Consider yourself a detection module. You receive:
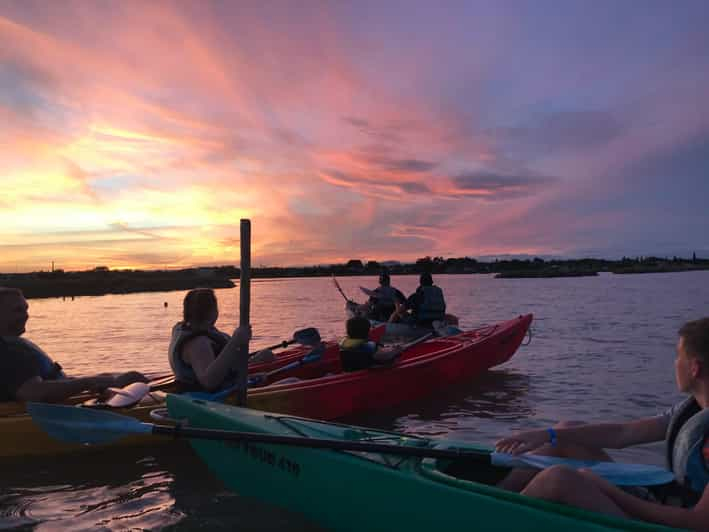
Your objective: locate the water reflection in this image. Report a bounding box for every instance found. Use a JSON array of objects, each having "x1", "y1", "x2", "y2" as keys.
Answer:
[
  {"x1": 346, "y1": 369, "x2": 532, "y2": 441},
  {"x1": 7, "y1": 271, "x2": 709, "y2": 528},
  {"x1": 0, "y1": 444, "x2": 322, "y2": 531}
]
